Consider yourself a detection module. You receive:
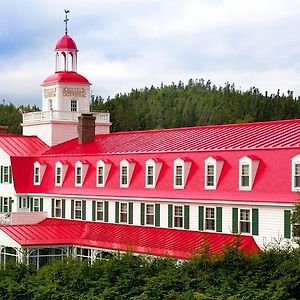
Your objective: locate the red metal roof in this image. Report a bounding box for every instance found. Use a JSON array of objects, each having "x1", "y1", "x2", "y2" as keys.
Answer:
[
  {"x1": 55, "y1": 33, "x2": 77, "y2": 50},
  {"x1": 0, "y1": 218, "x2": 260, "y2": 259},
  {"x1": 42, "y1": 71, "x2": 90, "y2": 85},
  {"x1": 44, "y1": 119, "x2": 300, "y2": 156},
  {"x1": 0, "y1": 135, "x2": 49, "y2": 157}
]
